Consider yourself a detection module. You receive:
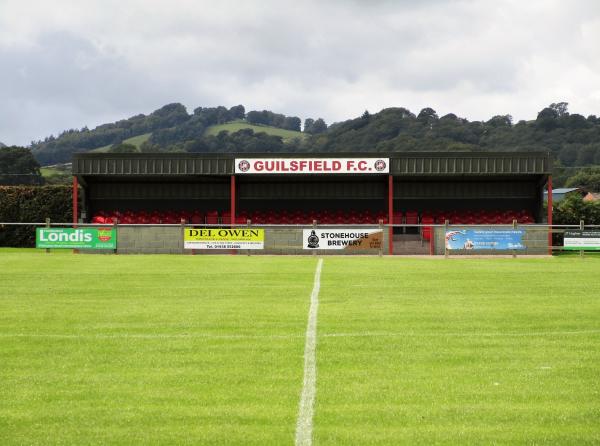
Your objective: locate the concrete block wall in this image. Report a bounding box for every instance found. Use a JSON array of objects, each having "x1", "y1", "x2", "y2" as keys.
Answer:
[
  {"x1": 117, "y1": 226, "x2": 184, "y2": 254},
  {"x1": 257, "y1": 226, "x2": 389, "y2": 255},
  {"x1": 85, "y1": 225, "x2": 390, "y2": 255},
  {"x1": 432, "y1": 226, "x2": 549, "y2": 255}
]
